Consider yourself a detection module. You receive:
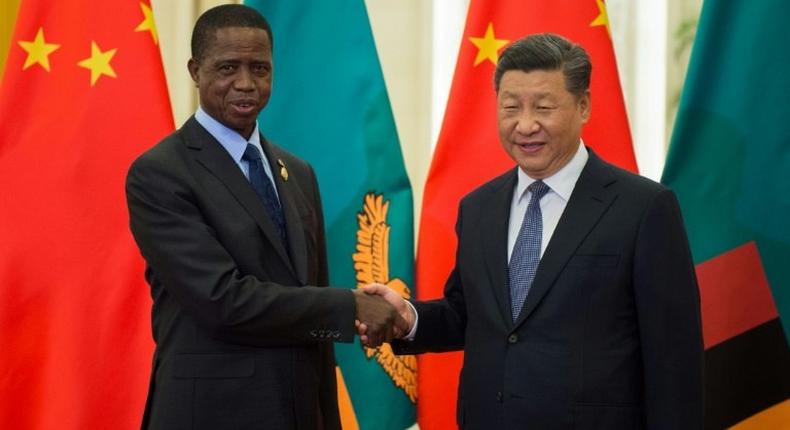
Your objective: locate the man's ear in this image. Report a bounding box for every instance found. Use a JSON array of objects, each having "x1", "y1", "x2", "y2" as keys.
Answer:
[
  {"x1": 579, "y1": 90, "x2": 591, "y2": 123},
  {"x1": 187, "y1": 58, "x2": 199, "y2": 87}
]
